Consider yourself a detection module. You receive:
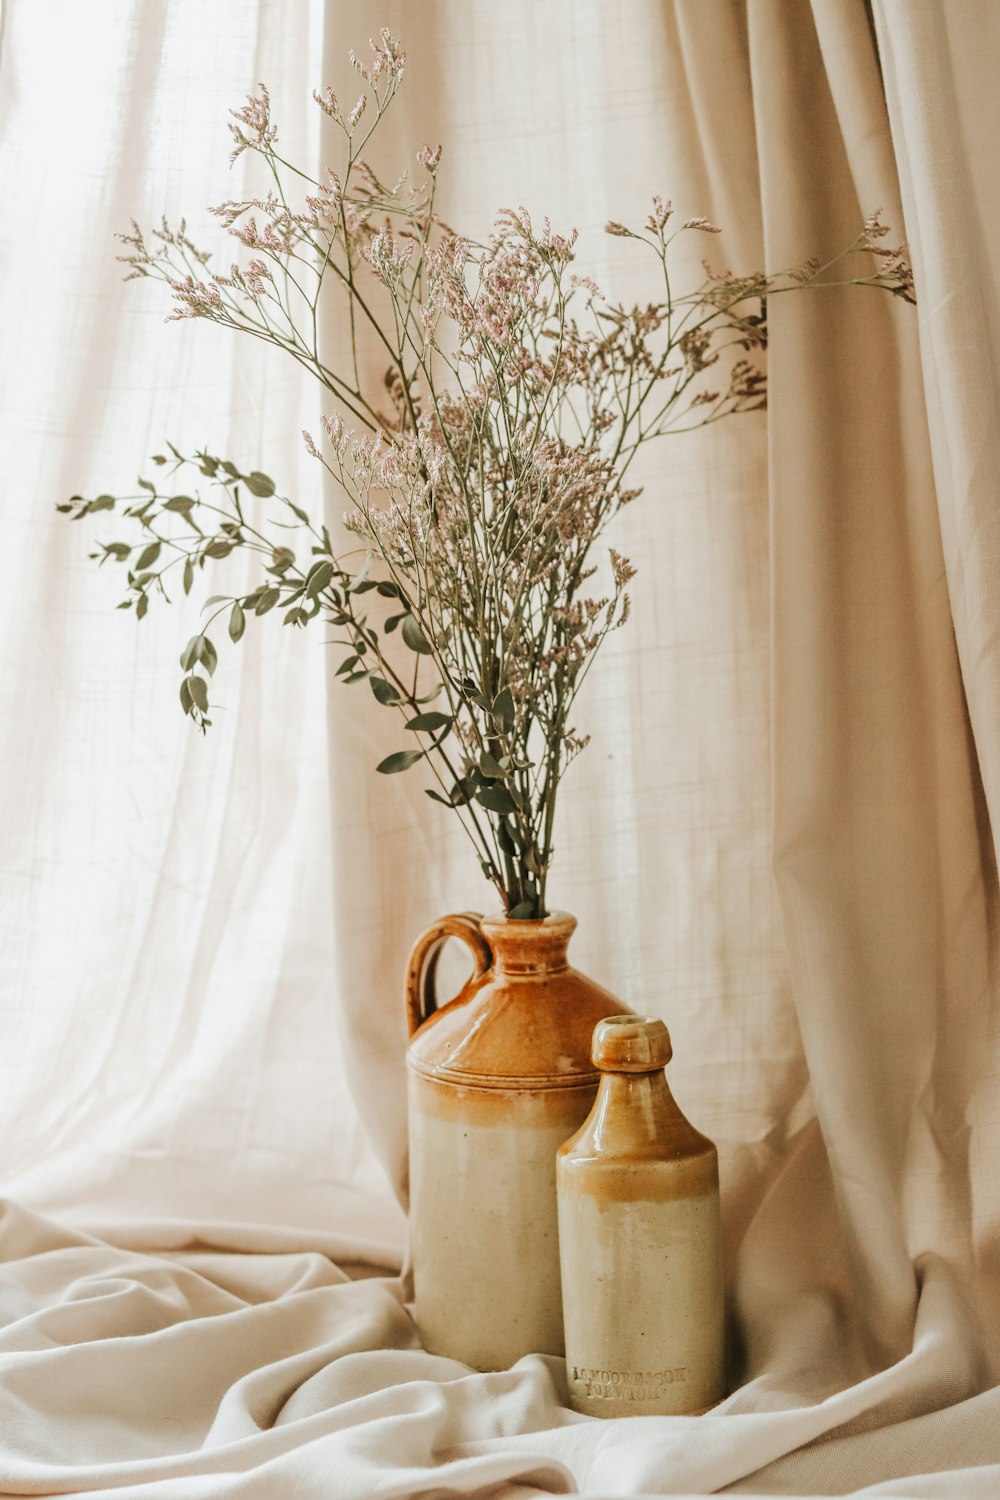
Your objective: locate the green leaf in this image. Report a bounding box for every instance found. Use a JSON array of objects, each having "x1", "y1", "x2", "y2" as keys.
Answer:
[
  {"x1": 268, "y1": 547, "x2": 295, "y2": 574},
  {"x1": 492, "y1": 687, "x2": 515, "y2": 732},
  {"x1": 135, "y1": 541, "x2": 161, "y2": 570},
  {"x1": 198, "y1": 636, "x2": 218, "y2": 677},
  {"x1": 245, "y1": 471, "x2": 276, "y2": 498},
  {"x1": 426, "y1": 789, "x2": 453, "y2": 806},
  {"x1": 89, "y1": 495, "x2": 116, "y2": 513},
  {"x1": 384, "y1": 611, "x2": 406, "y2": 634},
  {"x1": 163, "y1": 496, "x2": 195, "y2": 513},
  {"x1": 476, "y1": 783, "x2": 518, "y2": 815},
  {"x1": 255, "y1": 587, "x2": 280, "y2": 615},
  {"x1": 369, "y1": 676, "x2": 402, "y2": 707},
  {"x1": 376, "y1": 580, "x2": 402, "y2": 598},
  {"x1": 405, "y1": 712, "x2": 452, "y2": 733},
  {"x1": 336, "y1": 655, "x2": 360, "y2": 677},
  {"x1": 188, "y1": 675, "x2": 209, "y2": 712},
  {"x1": 221, "y1": 460, "x2": 240, "y2": 478},
  {"x1": 305, "y1": 560, "x2": 335, "y2": 598},
  {"x1": 180, "y1": 636, "x2": 201, "y2": 671},
  {"x1": 229, "y1": 602, "x2": 246, "y2": 642},
  {"x1": 507, "y1": 901, "x2": 538, "y2": 920},
  {"x1": 286, "y1": 500, "x2": 311, "y2": 523},
  {"x1": 138, "y1": 478, "x2": 156, "y2": 493},
  {"x1": 342, "y1": 669, "x2": 369, "y2": 684},
  {"x1": 479, "y1": 751, "x2": 507, "y2": 780},
  {"x1": 136, "y1": 594, "x2": 149, "y2": 621},
  {"x1": 152, "y1": 455, "x2": 167, "y2": 465},
  {"x1": 284, "y1": 607, "x2": 308, "y2": 626},
  {"x1": 401, "y1": 615, "x2": 434, "y2": 654},
  {"x1": 180, "y1": 678, "x2": 193, "y2": 715},
  {"x1": 376, "y1": 749, "x2": 424, "y2": 774},
  {"x1": 205, "y1": 540, "x2": 233, "y2": 560},
  {"x1": 182, "y1": 557, "x2": 194, "y2": 595}
]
